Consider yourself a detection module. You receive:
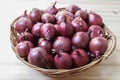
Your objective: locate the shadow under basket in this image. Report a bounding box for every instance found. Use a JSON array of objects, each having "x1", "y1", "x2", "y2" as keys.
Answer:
[{"x1": 10, "y1": 16, "x2": 116, "y2": 78}]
